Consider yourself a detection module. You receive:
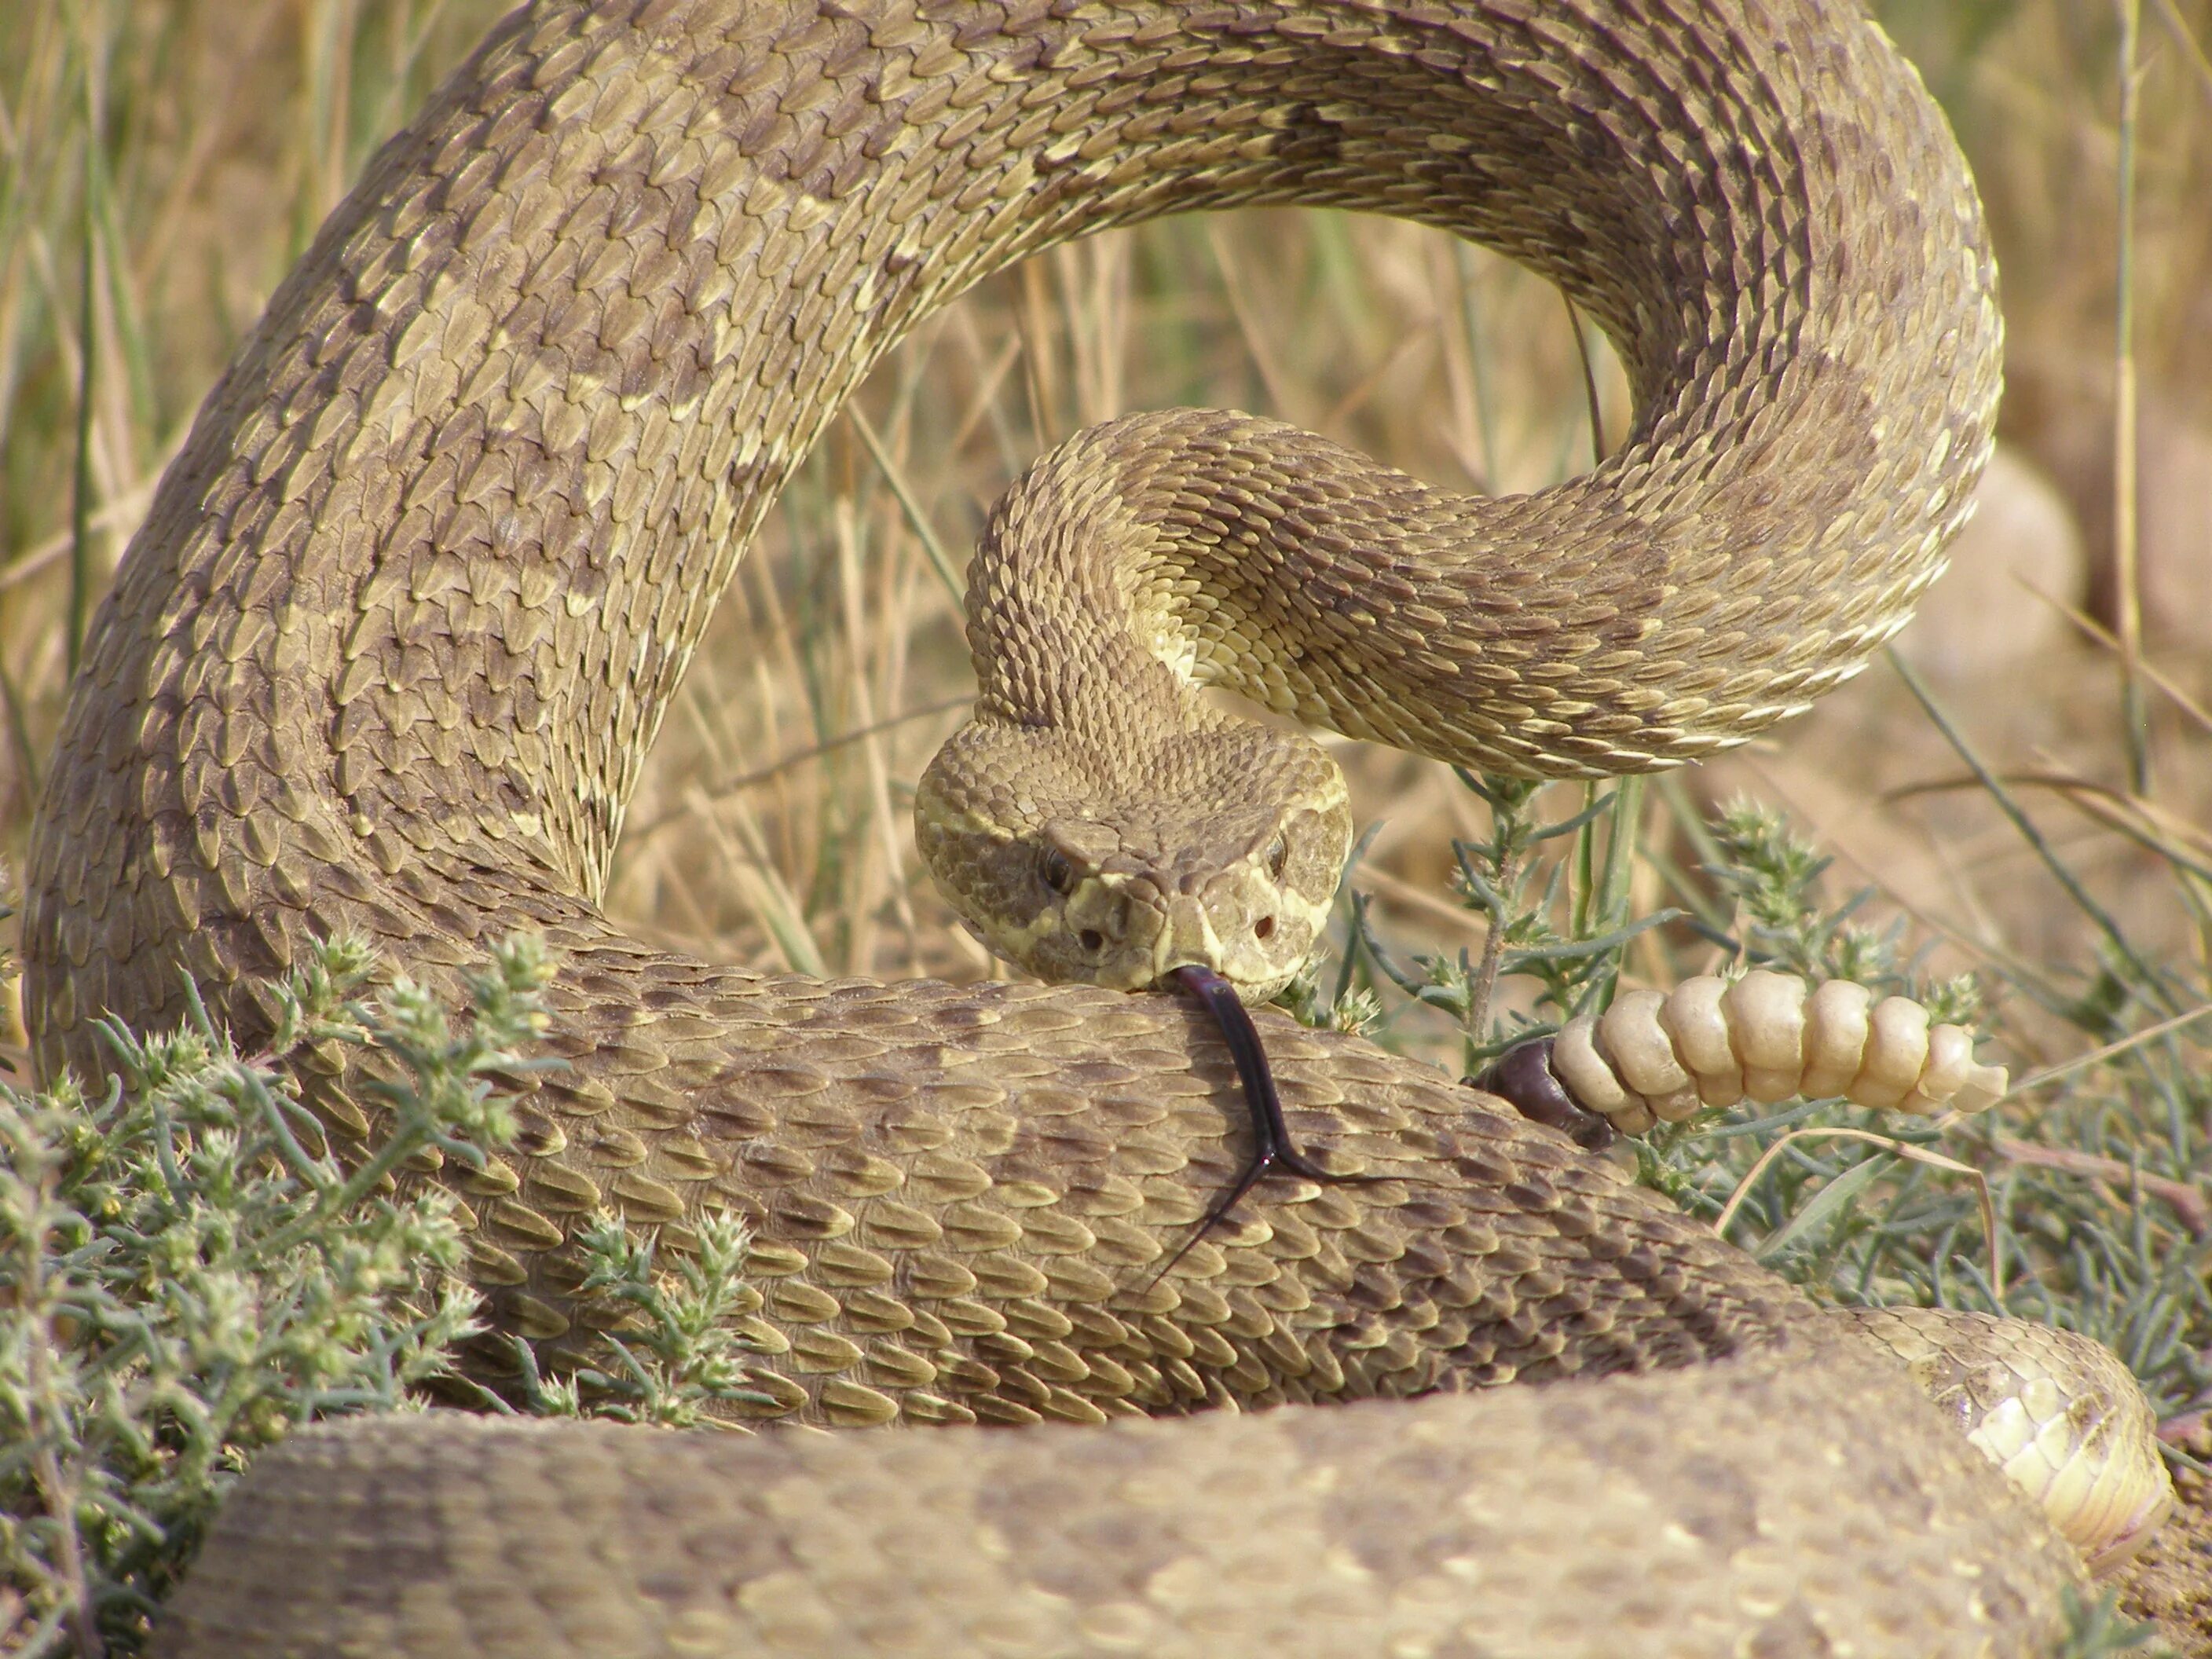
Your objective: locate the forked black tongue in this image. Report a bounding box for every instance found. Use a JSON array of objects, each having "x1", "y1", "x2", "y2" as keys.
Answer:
[{"x1": 1149, "y1": 965, "x2": 1390, "y2": 1288}]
